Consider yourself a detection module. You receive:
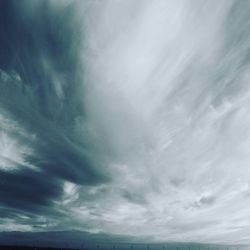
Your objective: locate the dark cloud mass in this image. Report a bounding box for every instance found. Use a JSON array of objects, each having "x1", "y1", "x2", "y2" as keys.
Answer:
[
  {"x1": 1, "y1": 0, "x2": 250, "y2": 246},
  {"x1": 0, "y1": 0, "x2": 108, "y2": 226}
]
